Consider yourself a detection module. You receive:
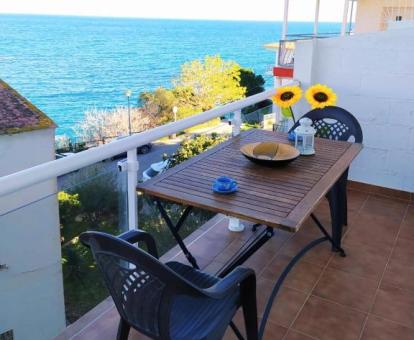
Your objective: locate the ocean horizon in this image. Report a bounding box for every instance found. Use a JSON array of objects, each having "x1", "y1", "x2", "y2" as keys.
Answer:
[{"x1": 0, "y1": 14, "x2": 341, "y2": 136}]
